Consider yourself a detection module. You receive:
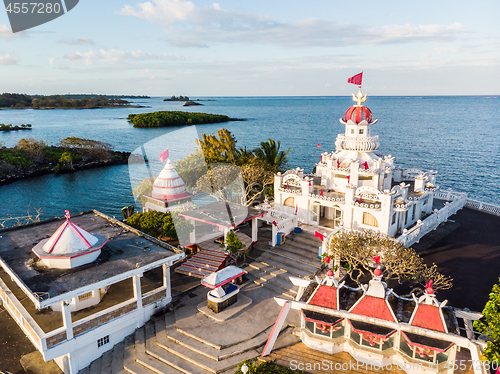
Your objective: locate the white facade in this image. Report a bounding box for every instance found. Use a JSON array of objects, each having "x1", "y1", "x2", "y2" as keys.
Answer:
[{"x1": 274, "y1": 90, "x2": 439, "y2": 237}]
